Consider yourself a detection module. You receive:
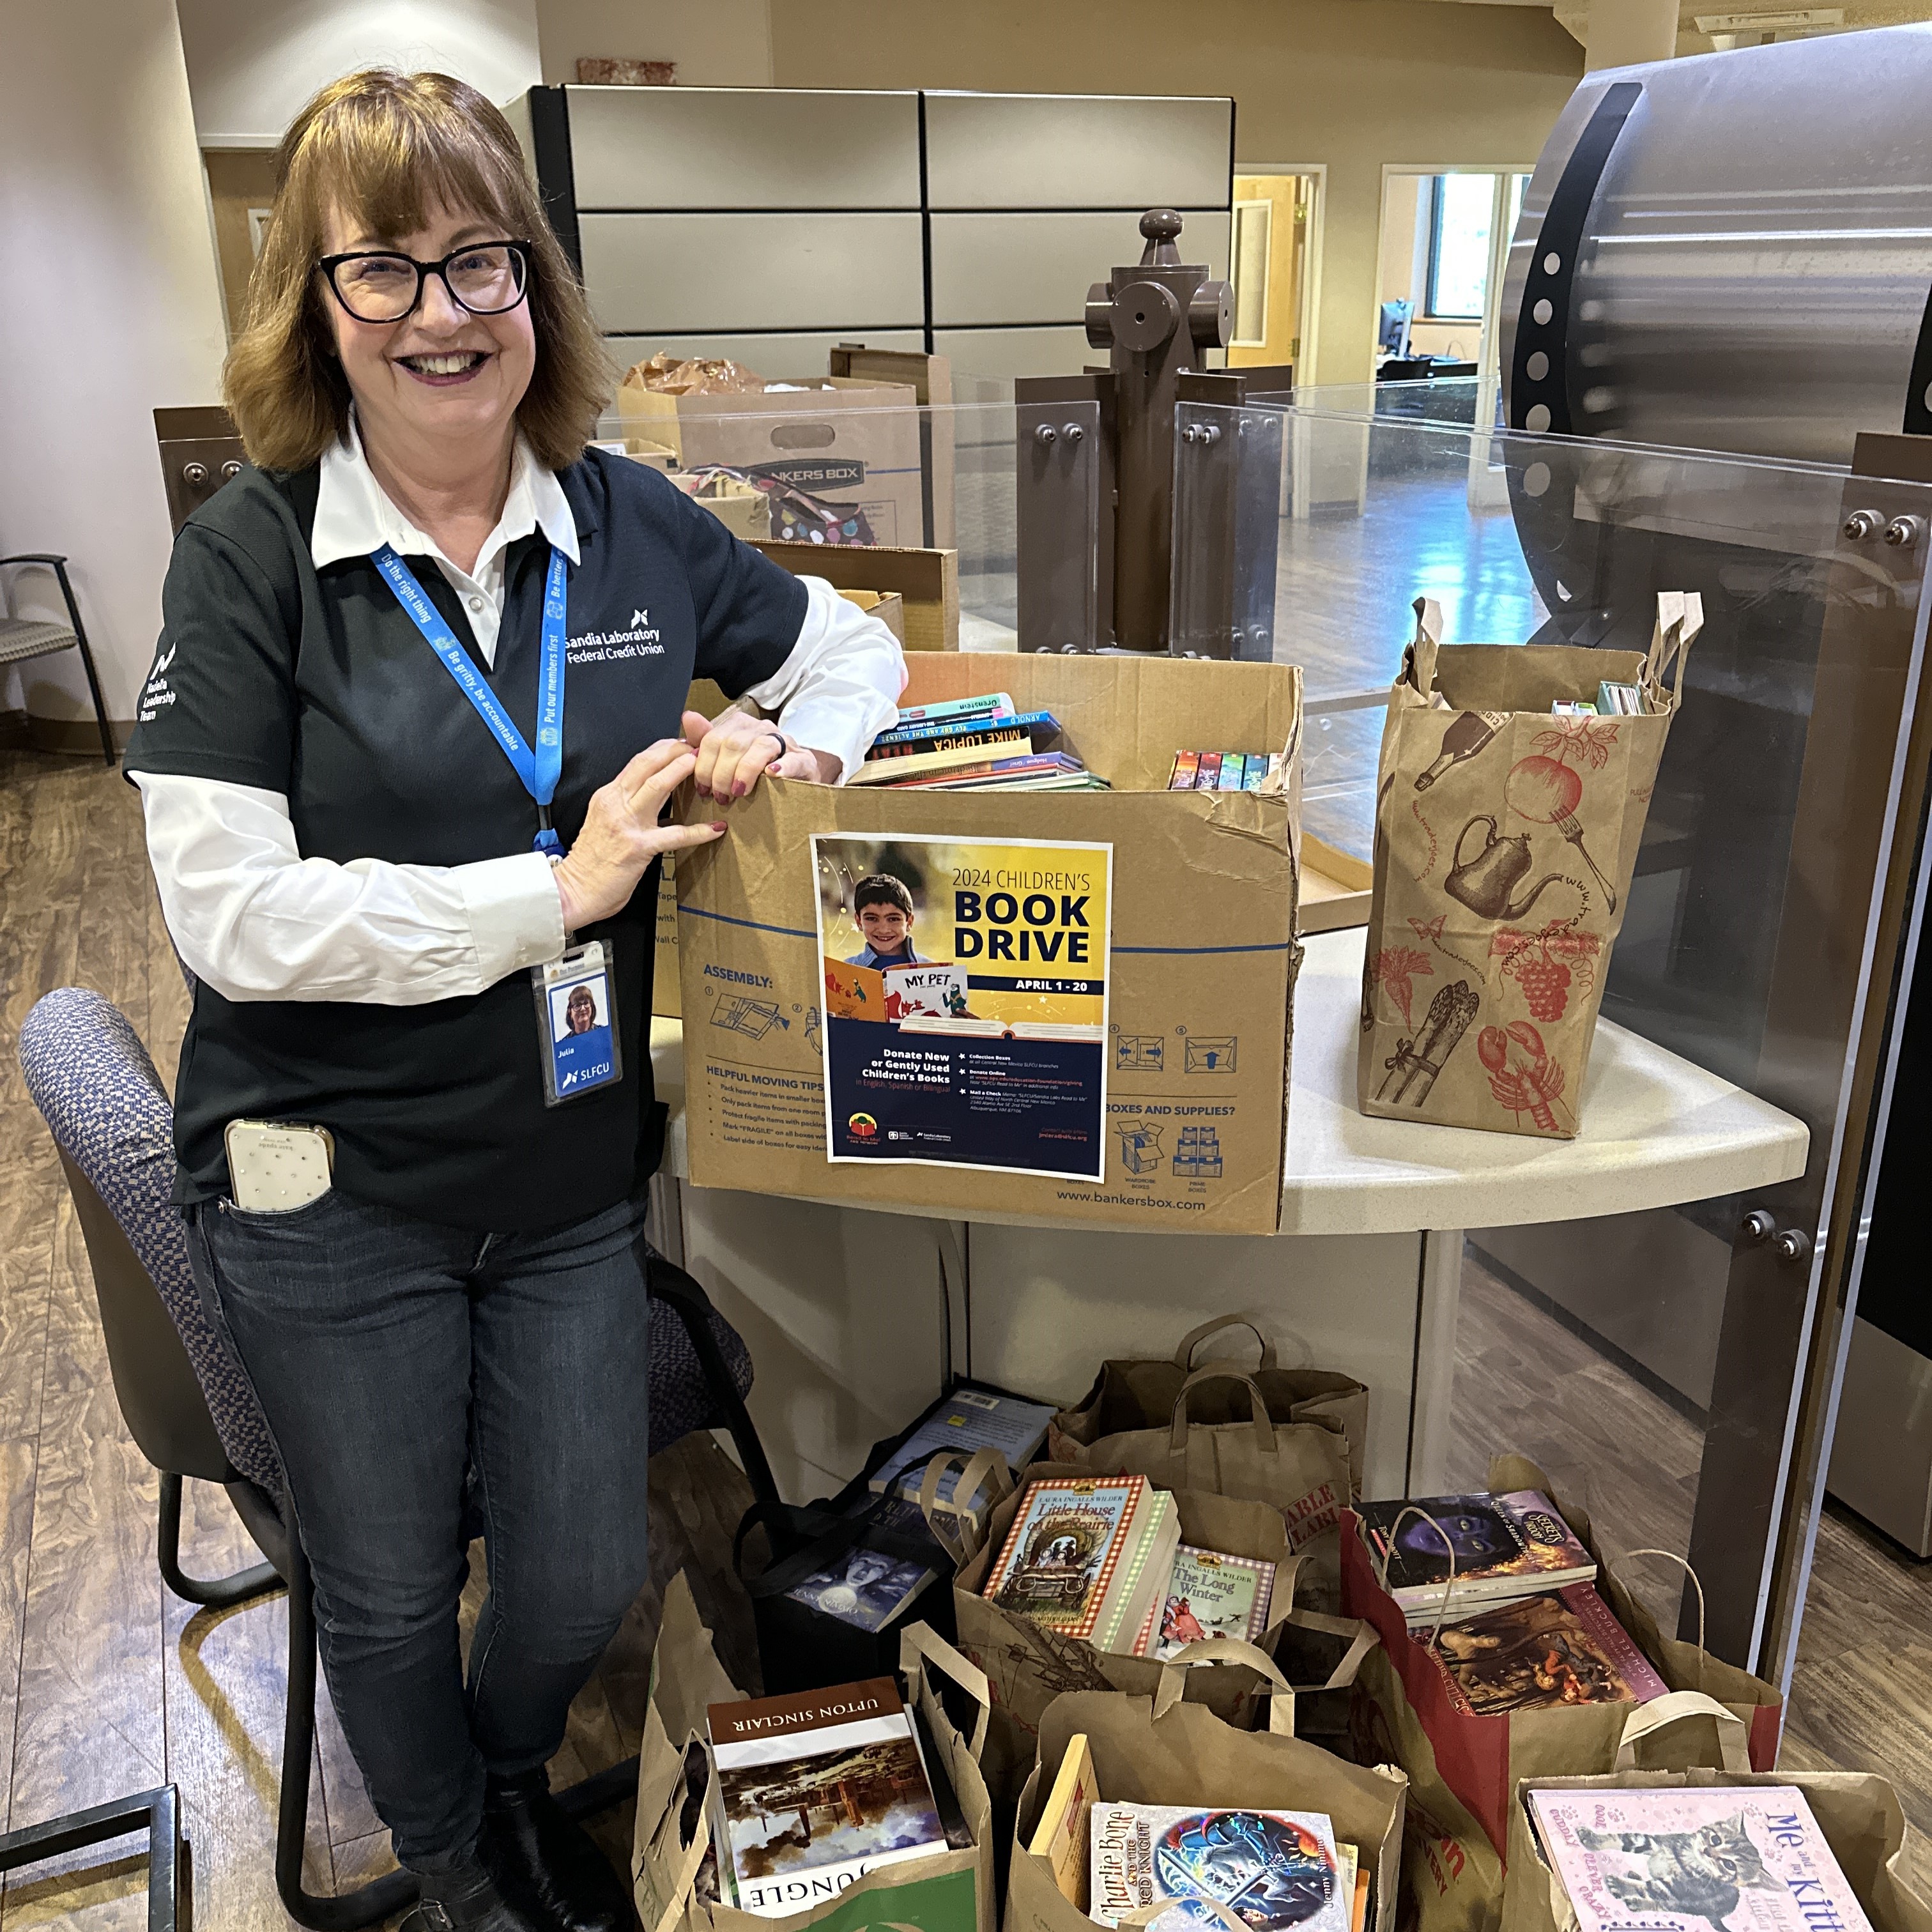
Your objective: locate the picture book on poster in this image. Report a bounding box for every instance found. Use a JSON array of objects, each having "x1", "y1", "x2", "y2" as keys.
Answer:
[{"x1": 1526, "y1": 1786, "x2": 1873, "y2": 1932}]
